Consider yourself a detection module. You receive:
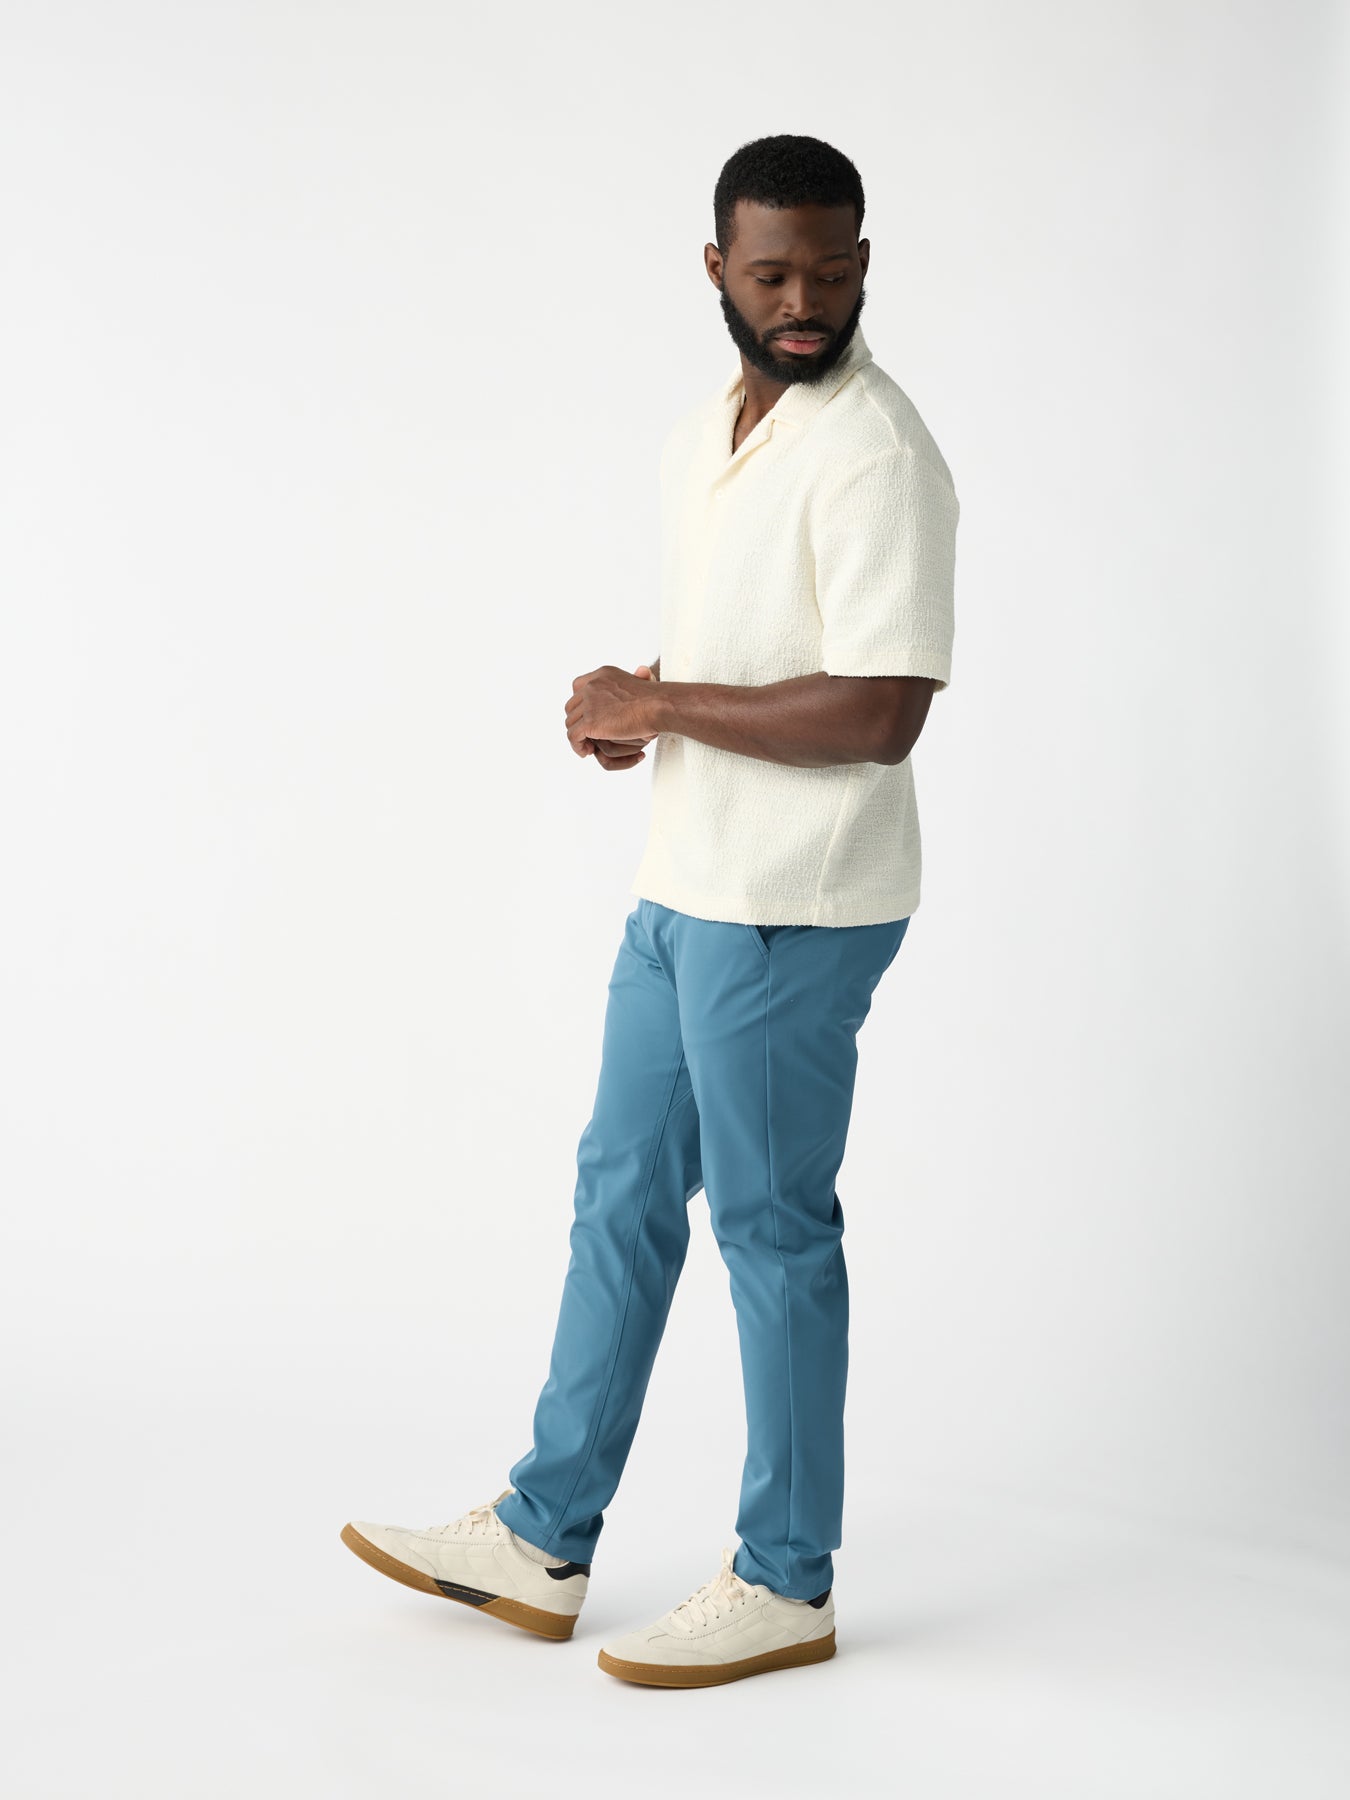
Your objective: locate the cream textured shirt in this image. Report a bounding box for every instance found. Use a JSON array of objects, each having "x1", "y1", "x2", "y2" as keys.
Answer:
[{"x1": 629, "y1": 326, "x2": 959, "y2": 928}]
